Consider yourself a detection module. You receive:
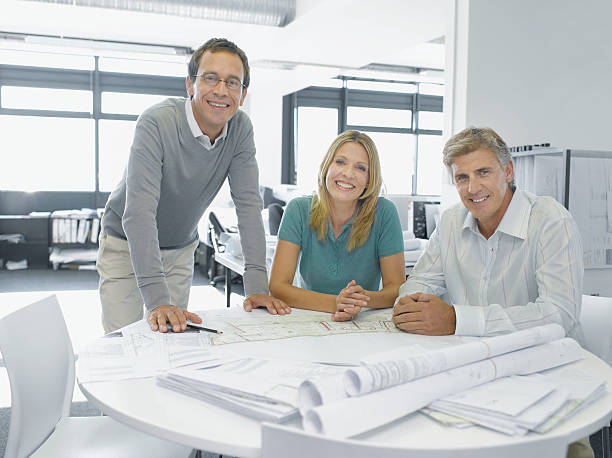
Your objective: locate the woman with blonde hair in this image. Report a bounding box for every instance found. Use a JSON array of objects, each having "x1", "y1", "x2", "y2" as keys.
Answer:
[{"x1": 246, "y1": 130, "x2": 405, "y2": 321}]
